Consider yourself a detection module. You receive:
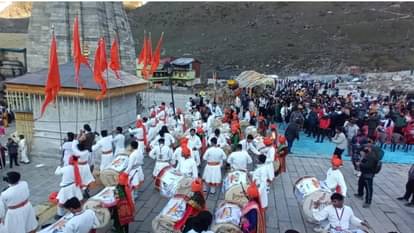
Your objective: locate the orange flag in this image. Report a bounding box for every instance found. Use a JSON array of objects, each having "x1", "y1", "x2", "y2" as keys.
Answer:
[
  {"x1": 73, "y1": 16, "x2": 89, "y2": 84},
  {"x1": 93, "y1": 38, "x2": 108, "y2": 100},
  {"x1": 109, "y1": 38, "x2": 121, "y2": 79},
  {"x1": 40, "y1": 33, "x2": 61, "y2": 117},
  {"x1": 150, "y1": 32, "x2": 164, "y2": 76},
  {"x1": 147, "y1": 32, "x2": 153, "y2": 66},
  {"x1": 138, "y1": 32, "x2": 147, "y2": 64}
]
